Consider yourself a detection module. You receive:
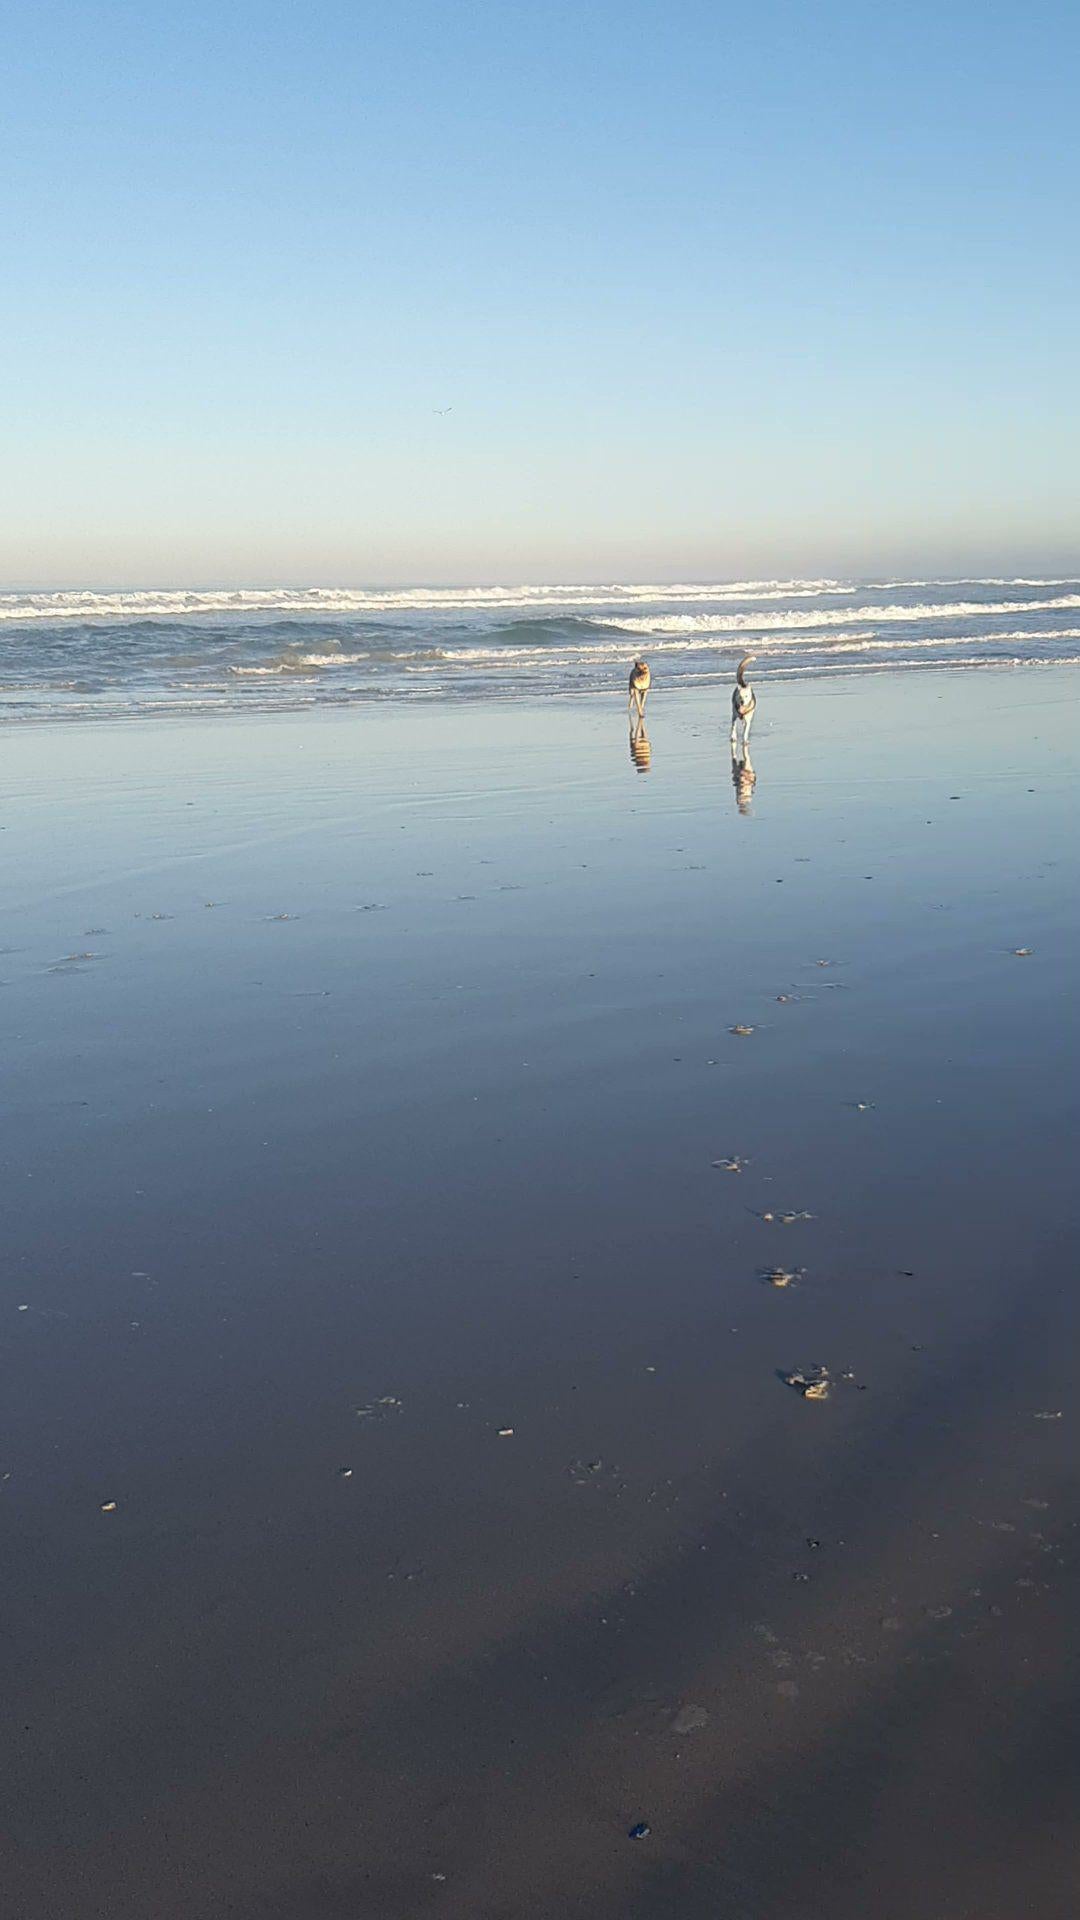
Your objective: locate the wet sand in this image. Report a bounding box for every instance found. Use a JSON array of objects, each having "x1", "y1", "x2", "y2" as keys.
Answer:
[{"x1": 3, "y1": 668, "x2": 1079, "y2": 1919}]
